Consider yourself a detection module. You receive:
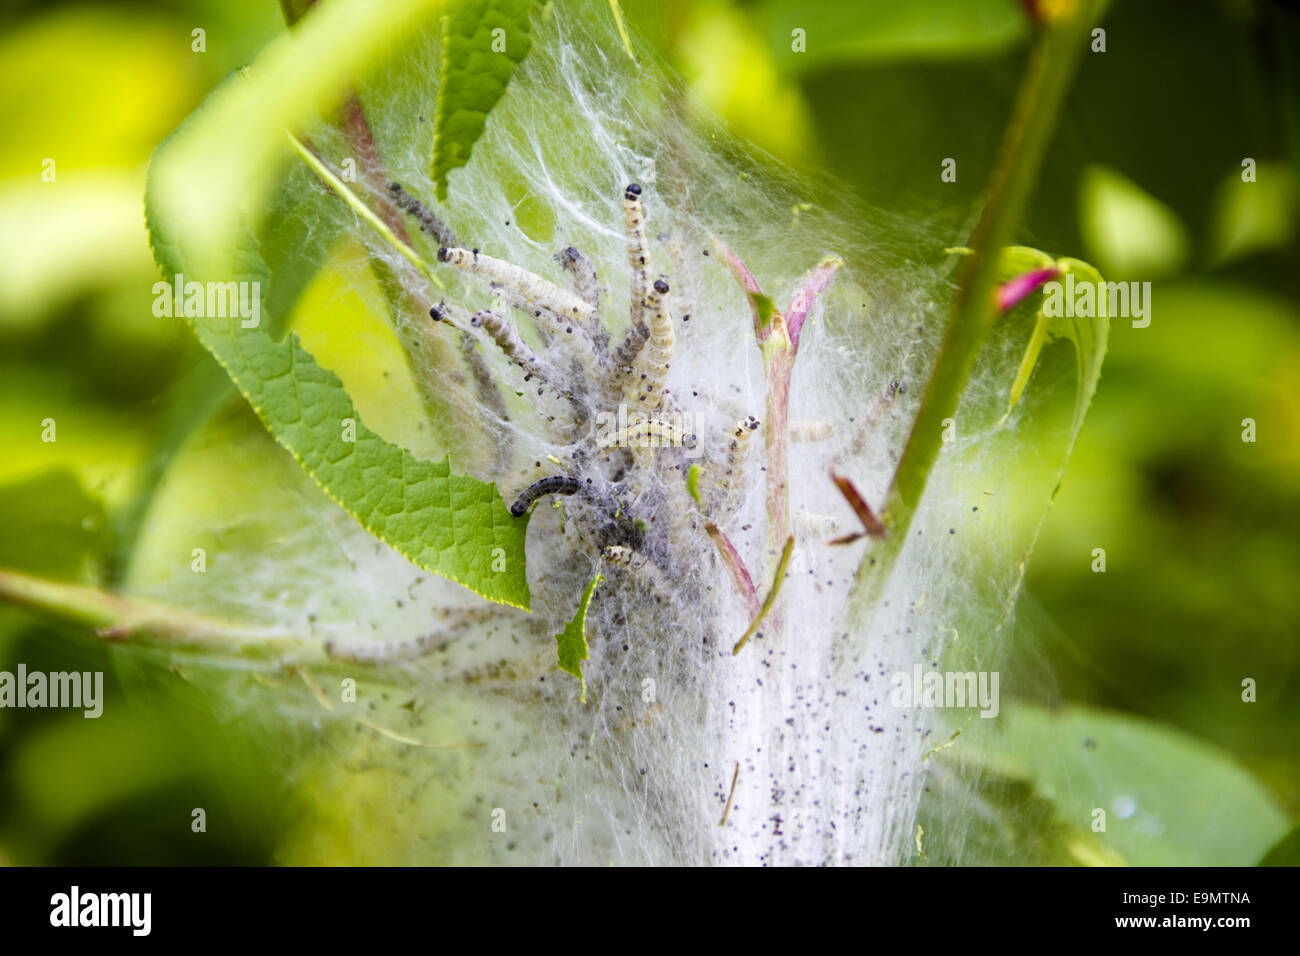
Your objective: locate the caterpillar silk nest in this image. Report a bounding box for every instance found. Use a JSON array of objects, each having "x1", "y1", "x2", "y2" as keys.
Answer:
[{"x1": 194, "y1": 0, "x2": 1038, "y2": 867}]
